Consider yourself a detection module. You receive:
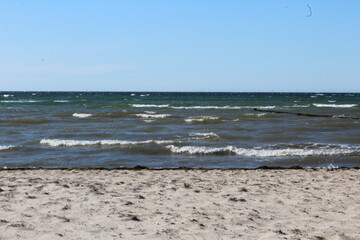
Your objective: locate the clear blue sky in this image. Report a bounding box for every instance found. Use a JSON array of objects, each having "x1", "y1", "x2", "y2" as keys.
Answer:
[{"x1": 1, "y1": 1, "x2": 359, "y2": 92}]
